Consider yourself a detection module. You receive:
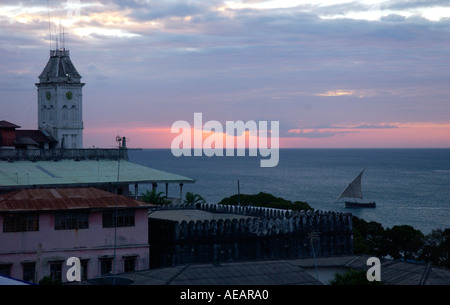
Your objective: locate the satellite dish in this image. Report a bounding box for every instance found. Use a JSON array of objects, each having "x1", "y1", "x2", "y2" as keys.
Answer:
[{"x1": 116, "y1": 135, "x2": 122, "y2": 142}]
